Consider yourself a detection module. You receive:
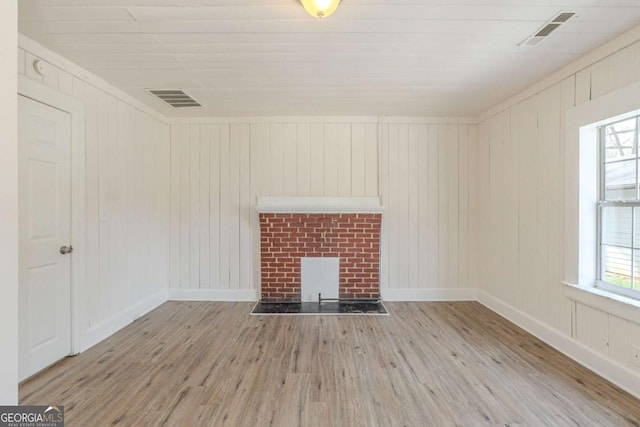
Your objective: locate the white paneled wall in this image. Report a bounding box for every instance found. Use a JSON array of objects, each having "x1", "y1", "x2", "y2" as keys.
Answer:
[
  {"x1": 169, "y1": 122, "x2": 379, "y2": 296},
  {"x1": 380, "y1": 124, "x2": 474, "y2": 298},
  {"x1": 475, "y1": 39, "x2": 640, "y2": 376},
  {"x1": 18, "y1": 45, "x2": 171, "y2": 350},
  {"x1": 169, "y1": 120, "x2": 474, "y2": 299}
]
